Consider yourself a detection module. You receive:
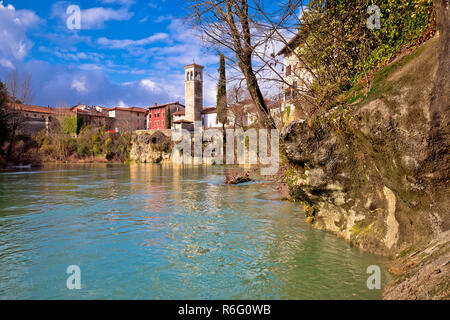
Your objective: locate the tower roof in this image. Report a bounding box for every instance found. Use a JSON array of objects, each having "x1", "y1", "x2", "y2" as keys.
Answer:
[{"x1": 184, "y1": 64, "x2": 204, "y2": 69}]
